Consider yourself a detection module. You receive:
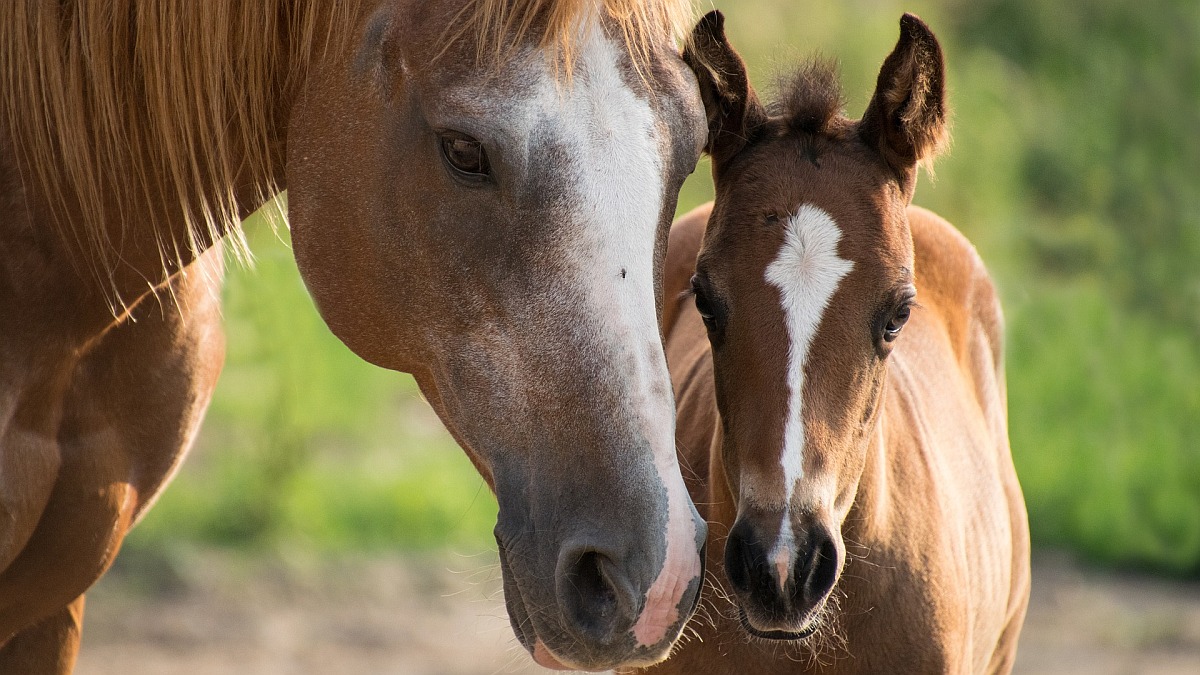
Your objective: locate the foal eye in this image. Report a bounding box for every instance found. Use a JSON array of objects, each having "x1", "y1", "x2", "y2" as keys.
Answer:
[
  {"x1": 690, "y1": 275, "x2": 718, "y2": 326},
  {"x1": 439, "y1": 131, "x2": 490, "y2": 180},
  {"x1": 883, "y1": 303, "x2": 912, "y2": 342}
]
